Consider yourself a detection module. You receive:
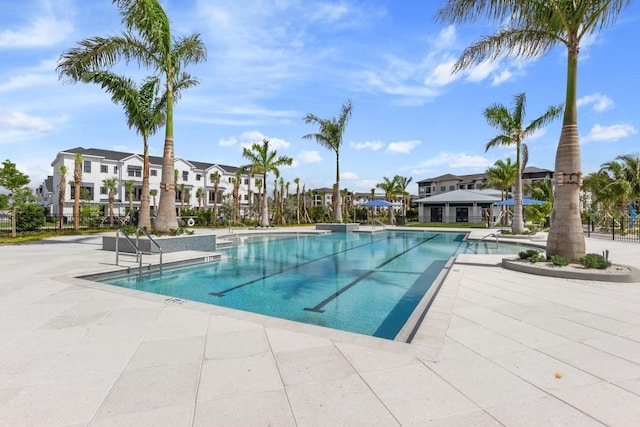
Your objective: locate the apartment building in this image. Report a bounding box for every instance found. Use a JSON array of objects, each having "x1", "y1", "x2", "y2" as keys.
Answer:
[
  {"x1": 417, "y1": 166, "x2": 553, "y2": 199},
  {"x1": 45, "y1": 147, "x2": 258, "y2": 217}
]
